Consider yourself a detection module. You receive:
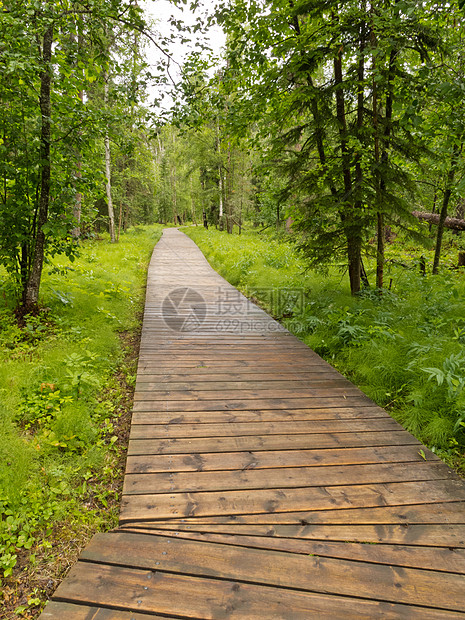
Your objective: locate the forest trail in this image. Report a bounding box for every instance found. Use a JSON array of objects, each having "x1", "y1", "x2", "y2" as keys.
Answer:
[{"x1": 42, "y1": 229, "x2": 465, "y2": 618}]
